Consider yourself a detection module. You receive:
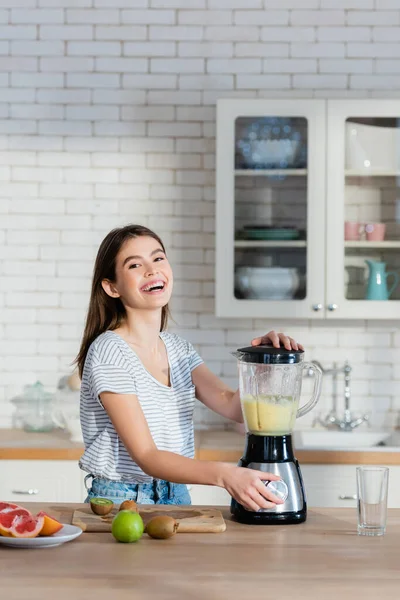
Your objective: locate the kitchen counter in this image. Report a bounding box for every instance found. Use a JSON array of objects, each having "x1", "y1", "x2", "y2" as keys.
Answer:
[
  {"x1": 194, "y1": 429, "x2": 400, "y2": 465},
  {"x1": 0, "y1": 428, "x2": 84, "y2": 460},
  {"x1": 2, "y1": 502, "x2": 400, "y2": 600},
  {"x1": 1, "y1": 428, "x2": 400, "y2": 464}
]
